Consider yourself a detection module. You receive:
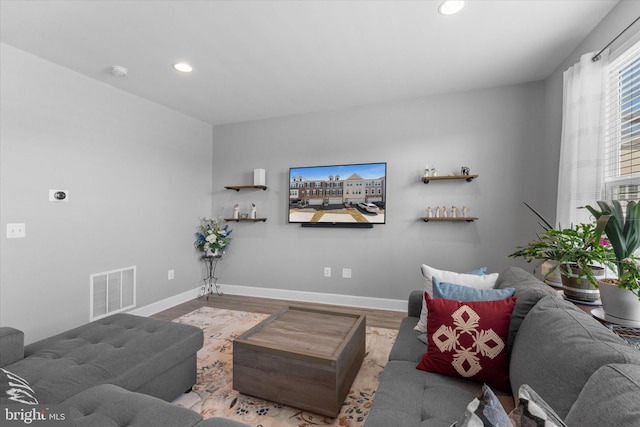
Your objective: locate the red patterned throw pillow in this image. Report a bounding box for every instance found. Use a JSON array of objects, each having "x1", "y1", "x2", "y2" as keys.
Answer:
[{"x1": 416, "y1": 292, "x2": 516, "y2": 391}]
